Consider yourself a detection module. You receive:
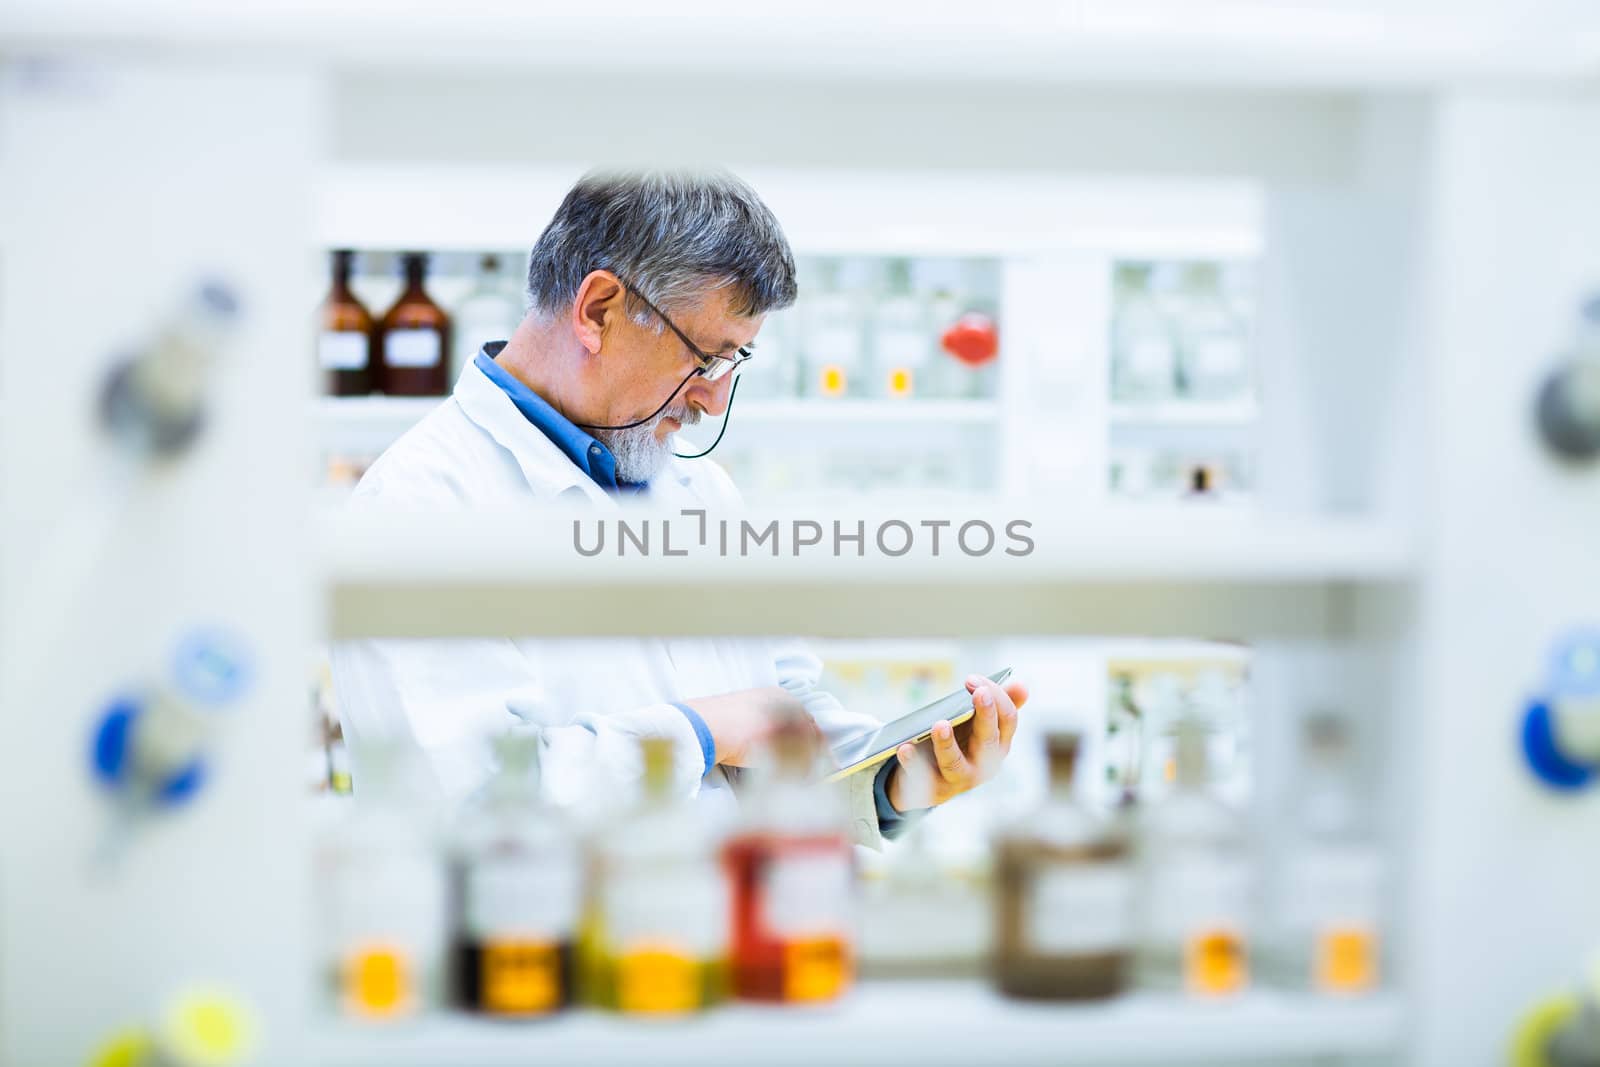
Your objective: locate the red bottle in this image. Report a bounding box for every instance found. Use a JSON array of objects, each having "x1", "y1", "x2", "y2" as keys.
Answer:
[{"x1": 723, "y1": 716, "x2": 856, "y2": 1003}]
